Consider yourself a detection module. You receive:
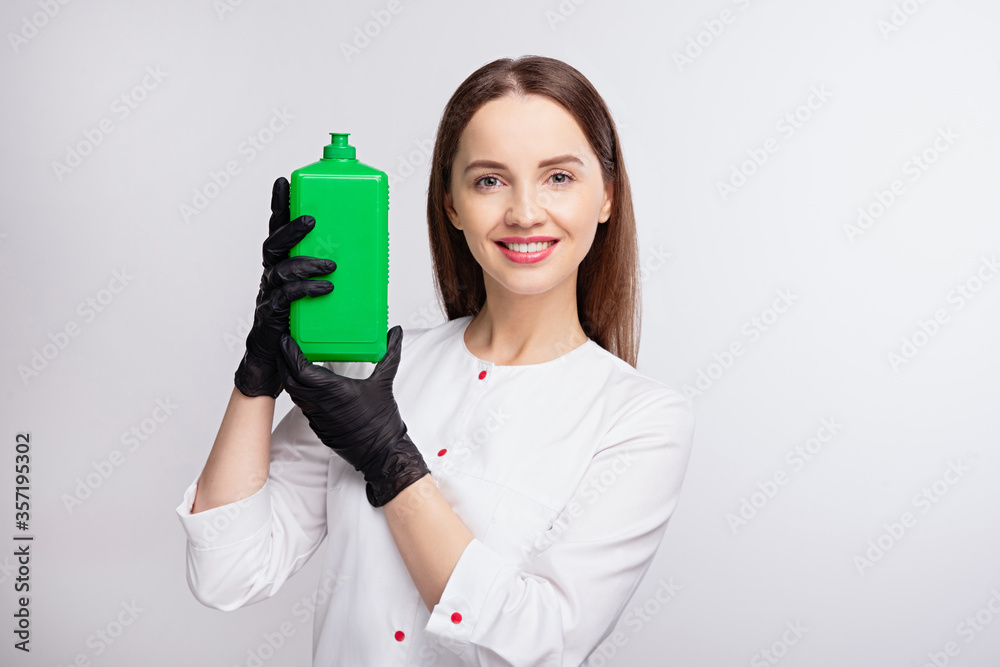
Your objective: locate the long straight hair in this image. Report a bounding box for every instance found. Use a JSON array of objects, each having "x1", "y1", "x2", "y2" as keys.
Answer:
[{"x1": 425, "y1": 55, "x2": 641, "y2": 367}]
